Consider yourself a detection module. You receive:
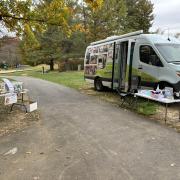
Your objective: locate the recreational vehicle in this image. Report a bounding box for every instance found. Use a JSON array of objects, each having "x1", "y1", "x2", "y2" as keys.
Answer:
[{"x1": 84, "y1": 31, "x2": 180, "y2": 97}]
